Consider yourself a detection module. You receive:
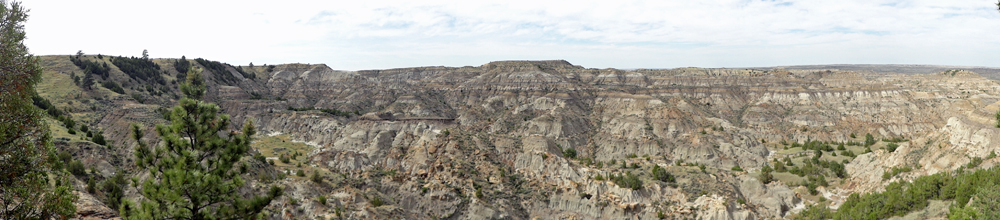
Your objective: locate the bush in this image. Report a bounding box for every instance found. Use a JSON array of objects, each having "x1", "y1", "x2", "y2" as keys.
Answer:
[
  {"x1": 864, "y1": 133, "x2": 876, "y2": 146},
  {"x1": 773, "y1": 161, "x2": 787, "y2": 172},
  {"x1": 611, "y1": 172, "x2": 643, "y2": 190},
  {"x1": 92, "y1": 131, "x2": 107, "y2": 146},
  {"x1": 317, "y1": 196, "x2": 327, "y2": 205},
  {"x1": 101, "y1": 171, "x2": 127, "y2": 211},
  {"x1": 652, "y1": 165, "x2": 675, "y2": 183},
  {"x1": 731, "y1": 165, "x2": 744, "y2": 172},
  {"x1": 296, "y1": 169, "x2": 305, "y2": 177},
  {"x1": 101, "y1": 80, "x2": 125, "y2": 94},
  {"x1": 68, "y1": 160, "x2": 86, "y2": 176},
  {"x1": 86, "y1": 177, "x2": 97, "y2": 194},
  {"x1": 254, "y1": 153, "x2": 266, "y2": 163},
  {"x1": 966, "y1": 157, "x2": 983, "y2": 169},
  {"x1": 563, "y1": 148, "x2": 577, "y2": 159},
  {"x1": 886, "y1": 143, "x2": 899, "y2": 153},
  {"x1": 279, "y1": 154, "x2": 290, "y2": 164},
  {"x1": 759, "y1": 165, "x2": 774, "y2": 184},
  {"x1": 304, "y1": 170, "x2": 319, "y2": 184},
  {"x1": 369, "y1": 195, "x2": 384, "y2": 207}
]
